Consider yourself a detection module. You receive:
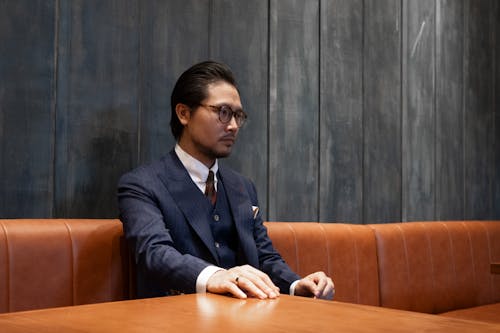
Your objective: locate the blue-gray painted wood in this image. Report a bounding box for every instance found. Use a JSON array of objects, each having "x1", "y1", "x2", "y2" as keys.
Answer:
[
  {"x1": 0, "y1": 0, "x2": 499, "y2": 223},
  {"x1": 210, "y1": 0, "x2": 270, "y2": 216},
  {"x1": 139, "y1": 0, "x2": 209, "y2": 164},
  {"x1": 402, "y1": 0, "x2": 436, "y2": 221},
  {"x1": 435, "y1": 0, "x2": 465, "y2": 219},
  {"x1": 54, "y1": 0, "x2": 140, "y2": 217},
  {"x1": 495, "y1": 0, "x2": 500, "y2": 219},
  {"x1": 463, "y1": 0, "x2": 495, "y2": 219},
  {"x1": 319, "y1": 0, "x2": 364, "y2": 223},
  {"x1": 363, "y1": 0, "x2": 402, "y2": 224},
  {"x1": 268, "y1": 0, "x2": 320, "y2": 221},
  {"x1": 0, "y1": 1, "x2": 56, "y2": 217}
]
